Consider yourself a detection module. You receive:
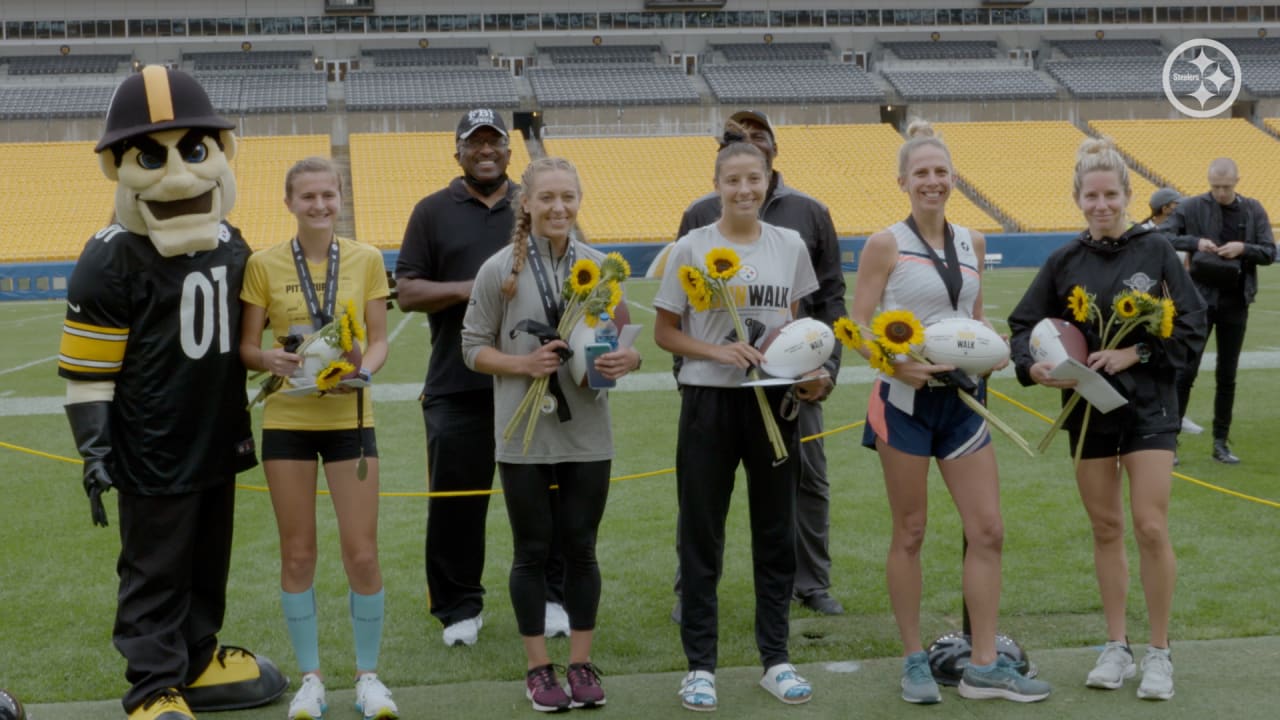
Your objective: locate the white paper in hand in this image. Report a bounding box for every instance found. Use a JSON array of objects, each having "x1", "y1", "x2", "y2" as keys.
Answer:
[{"x1": 1048, "y1": 358, "x2": 1128, "y2": 413}]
